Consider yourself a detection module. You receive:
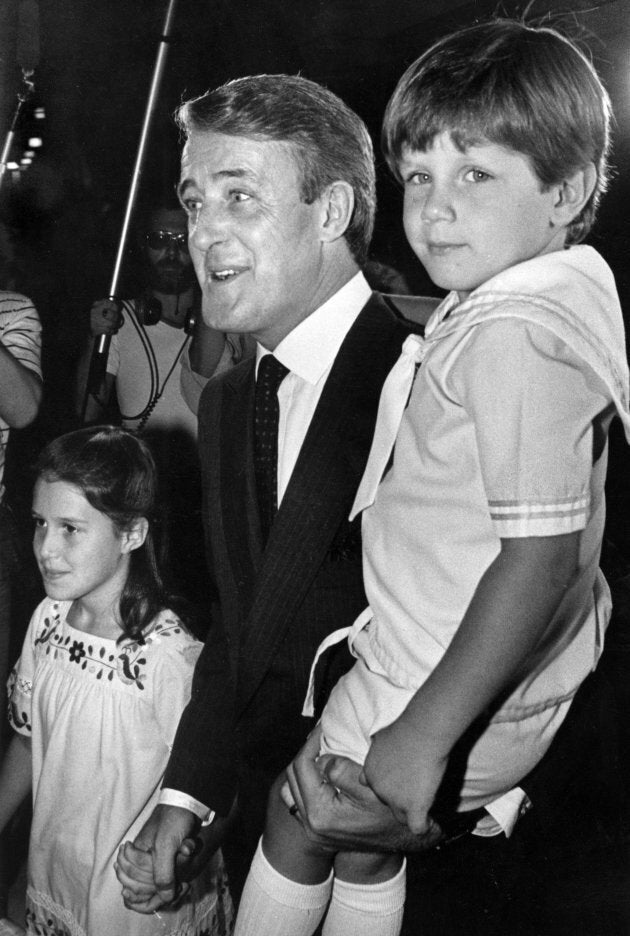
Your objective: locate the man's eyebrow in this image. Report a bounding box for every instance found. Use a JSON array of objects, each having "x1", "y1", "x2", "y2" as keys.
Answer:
[{"x1": 178, "y1": 167, "x2": 257, "y2": 198}]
